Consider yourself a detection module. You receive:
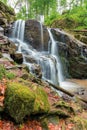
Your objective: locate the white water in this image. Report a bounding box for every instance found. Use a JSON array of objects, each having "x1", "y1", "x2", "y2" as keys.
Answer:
[
  {"x1": 39, "y1": 15, "x2": 44, "y2": 50},
  {"x1": 10, "y1": 20, "x2": 82, "y2": 93},
  {"x1": 48, "y1": 28, "x2": 64, "y2": 84}
]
